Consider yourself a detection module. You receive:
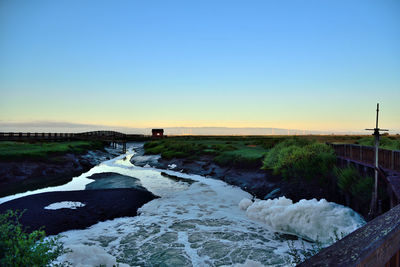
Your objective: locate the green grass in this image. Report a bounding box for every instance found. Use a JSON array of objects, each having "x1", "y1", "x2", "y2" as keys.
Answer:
[
  {"x1": 0, "y1": 141, "x2": 105, "y2": 161},
  {"x1": 214, "y1": 147, "x2": 267, "y2": 168},
  {"x1": 144, "y1": 135, "x2": 400, "y2": 170},
  {"x1": 355, "y1": 136, "x2": 400, "y2": 150},
  {"x1": 144, "y1": 137, "x2": 270, "y2": 168},
  {"x1": 334, "y1": 166, "x2": 373, "y2": 206}
]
